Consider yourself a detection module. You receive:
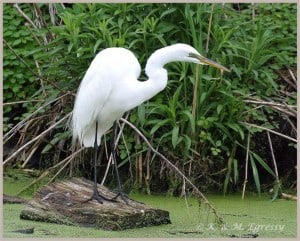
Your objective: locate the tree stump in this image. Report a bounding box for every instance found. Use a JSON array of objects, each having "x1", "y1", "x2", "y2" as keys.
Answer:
[{"x1": 20, "y1": 178, "x2": 171, "y2": 230}]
